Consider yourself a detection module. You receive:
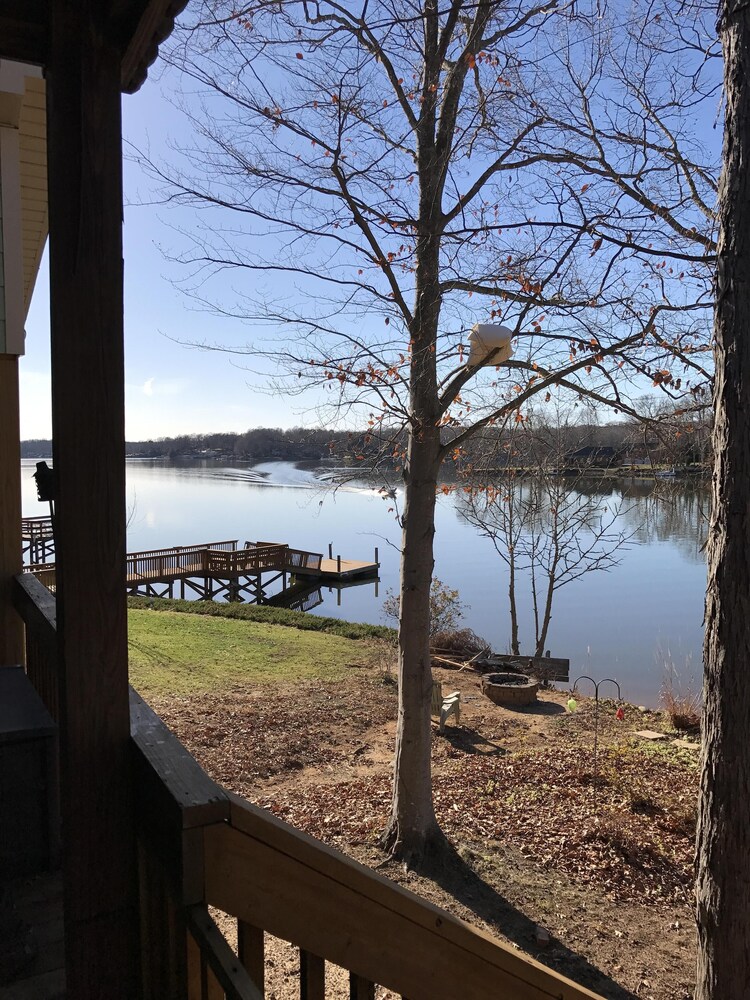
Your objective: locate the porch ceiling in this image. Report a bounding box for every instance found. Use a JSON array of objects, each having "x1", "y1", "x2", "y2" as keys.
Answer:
[
  {"x1": 18, "y1": 74, "x2": 46, "y2": 313},
  {"x1": 0, "y1": 0, "x2": 189, "y2": 321},
  {"x1": 0, "y1": 0, "x2": 189, "y2": 94}
]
